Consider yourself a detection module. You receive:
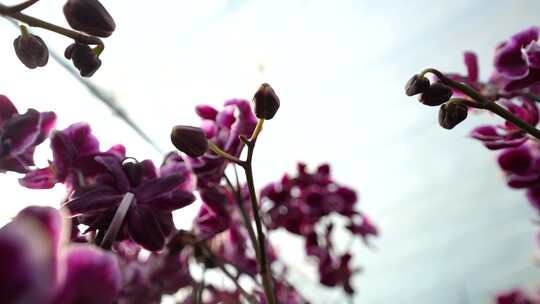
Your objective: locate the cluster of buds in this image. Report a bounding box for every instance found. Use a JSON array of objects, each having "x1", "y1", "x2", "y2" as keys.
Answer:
[
  {"x1": 171, "y1": 83, "x2": 280, "y2": 157},
  {"x1": 407, "y1": 26, "x2": 540, "y2": 303},
  {"x1": 6, "y1": 0, "x2": 115, "y2": 77},
  {"x1": 405, "y1": 74, "x2": 468, "y2": 129}
]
